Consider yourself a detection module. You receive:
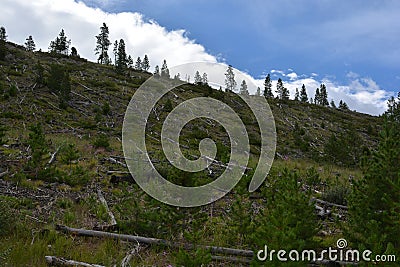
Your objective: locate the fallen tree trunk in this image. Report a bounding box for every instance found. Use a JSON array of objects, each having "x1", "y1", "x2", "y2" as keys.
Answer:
[
  {"x1": 45, "y1": 256, "x2": 105, "y2": 267},
  {"x1": 55, "y1": 225, "x2": 254, "y2": 258},
  {"x1": 312, "y1": 198, "x2": 348, "y2": 210}
]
